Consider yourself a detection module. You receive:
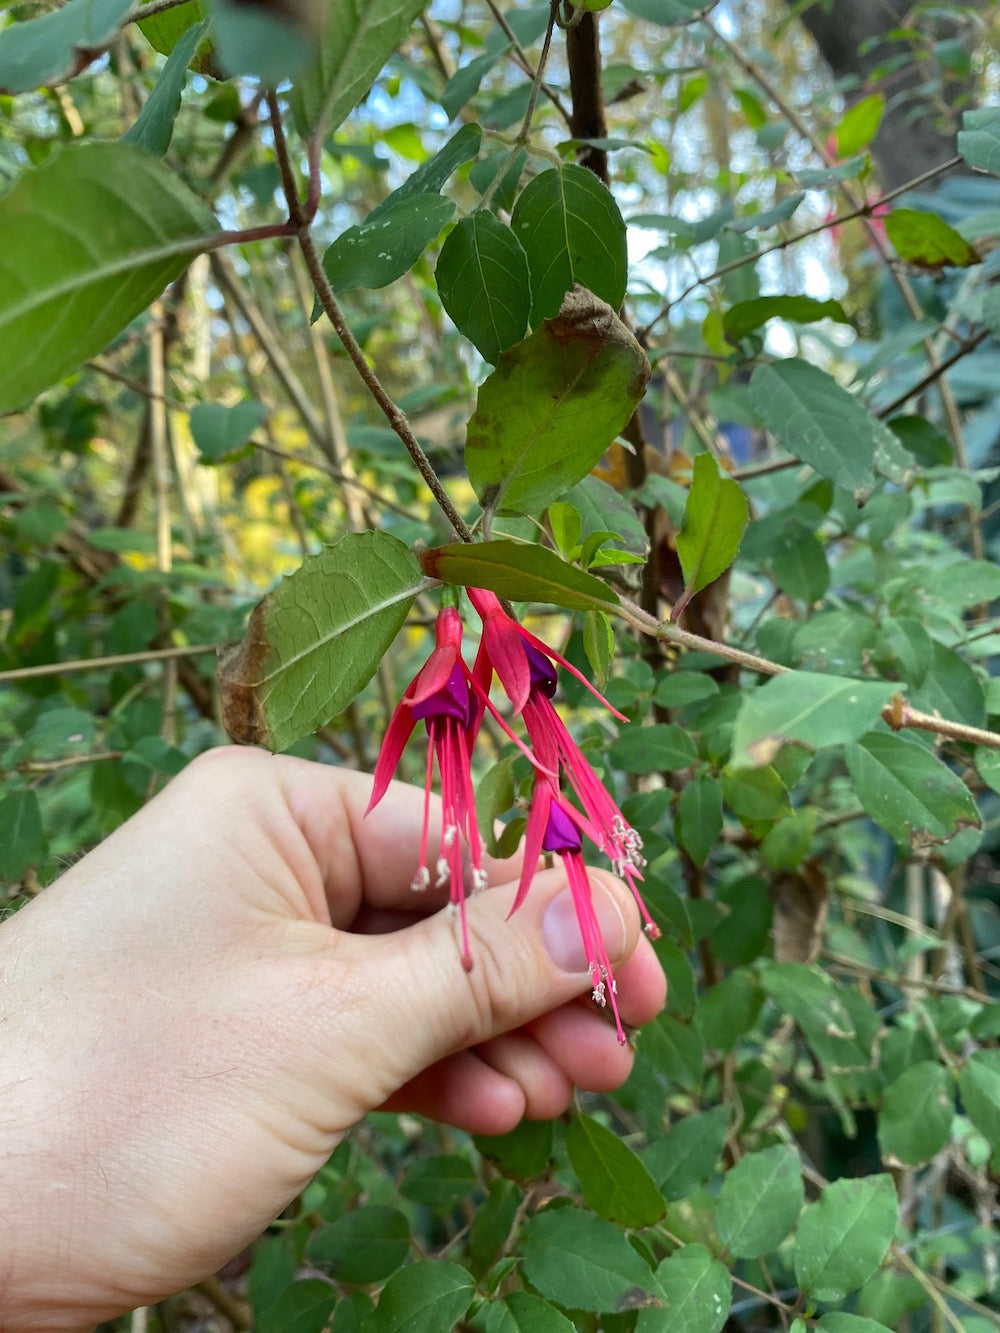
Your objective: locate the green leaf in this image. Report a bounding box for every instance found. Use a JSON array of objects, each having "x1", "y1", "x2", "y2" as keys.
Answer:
[
  {"x1": 502, "y1": 1292, "x2": 576, "y2": 1332},
  {"x1": 123, "y1": 19, "x2": 208, "y2": 154},
  {"x1": 582, "y1": 609, "x2": 614, "y2": 685},
  {"x1": 247, "y1": 1236, "x2": 296, "y2": 1316},
  {"x1": 291, "y1": 0, "x2": 427, "y2": 136},
  {"x1": 304, "y1": 1205, "x2": 410, "y2": 1284},
  {"x1": 818, "y1": 1317, "x2": 895, "y2": 1333},
  {"x1": 510, "y1": 165, "x2": 627, "y2": 322},
  {"x1": 720, "y1": 766, "x2": 787, "y2": 822},
  {"x1": 421, "y1": 539, "x2": 618, "y2": 614},
  {"x1": 400, "y1": 1154, "x2": 478, "y2": 1209},
  {"x1": 642, "y1": 1013, "x2": 704, "y2": 1089},
  {"x1": 643, "y1": 1105, "x2": 729, "y2": 1200},
  {"x1": 321, "y1": 193, "x2": 455, "y2": 292},
  {"x1": 694, "y1": 969, "x2": 764, "y2": 1054},
  {"x1": 976, "y1": 747, "x2": 1000, "y2": 797},
  {"x1": 137, "y1": 0, "x2": 209, "y2": 62},
  {"x1": 887, "y1": 415, "x2": 952, "y2": 467},
  {"x1": 565, "y1": 1114, "x2": 666, "y2": 1228},
  {"x1": 797, "y1": 153, "x2": 870, "y2": 187},
  {"x1": 436, "y1": 213, "x2": 531, "y2": 364},
  {"x1": 257, "y1": 1280, "x2": 337, "y2": 1333},
  {"x1": 731, "y1": 672, "x2": 895, "y2": 768},
  {"x1": 0, "y1": 790, "x2": 47, "y2": 880},
  {"x1": 565, "y1": 475, "x2": 649, "y2": 558},
  {"x1": 749, "y1": 360, "x2": 896, "y2": 494},
  {"x1": 218, "y1": 532, "x2": 425, "y2": 752},
  {"x1": 620, "y1": 0, "x2": 708, "y2": 25},
  {"x1": 677, "y1": 775, "x2": 722, "y2": 865},
  {"x1": 877, "y1": 1062, "x2": 954, "y2": 1166},
  {"x1": 958, "y1": 1051, "x2": 1000, "y2": 1149},
  {"x1": 674, "y1": 454, "x2": 748, "y2": 618},
  {"x1": 520, "y1": 1207, "x2": 663, "y2": 1314},
  {"x1": 190, "y1": 400, "x2": 268, "y2": 463},
  {"x1": 958, "y1": 107, "x2": 1000, "y2": 177},
  {"x1": 654, "y1": 673, "x2": 718, "y2": 708},
  {"x1": 371, "y1": 1261, "x2": 475, "y2": 1333},
  {"x1": 844, "y1": 731, "x2": 981, "y2": 845},
  {"x1": 714, "y1": 1145, "x2": 803, "y2": 1259},
  {"x1": 609, "y1": 724, "x2": 697, "y2": 774},
  {"x1": 0, "y1": 0, "x2": 132, "y2": 93},
  {"x1": 441, "y1": 48, "x2": 505, "y2": 119},
  {"x1": 209, "y1": 0, "x2": 314, "y2": 83},
  {"x1": 475, "y1": 1119, "x2": 553, "y2": 1179},
  {"x1": 464, "y1": 285, "x2": 649, "y2": 516},
  {"x1": 371, "y1": 123, "x2": 483, "y2": 218},
  {"x1": 834, "y1": 94, "x2": 885, "y2": 156},
  {"x1": 637, "y1": 1245, "x2": 730, "y2": 1333},
  {"x1": 722, "y1": 295, "x2": 850, "y2": 342},
  {"x1": 909, "y1": 641, "x2": 985, "y2": 728},
  {"x1": 794, "y1": 1175, "x2": 898, "y2": 1303},
  {"x1": 0, "y1": 142, "x2": 216, "y2": 413},
  {"x1": 470, "y1": 1178, "x2": 520, "y2": 1274},
  {"x1": 885, "y1": 208, "x2": 978, "y2": 269}
]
